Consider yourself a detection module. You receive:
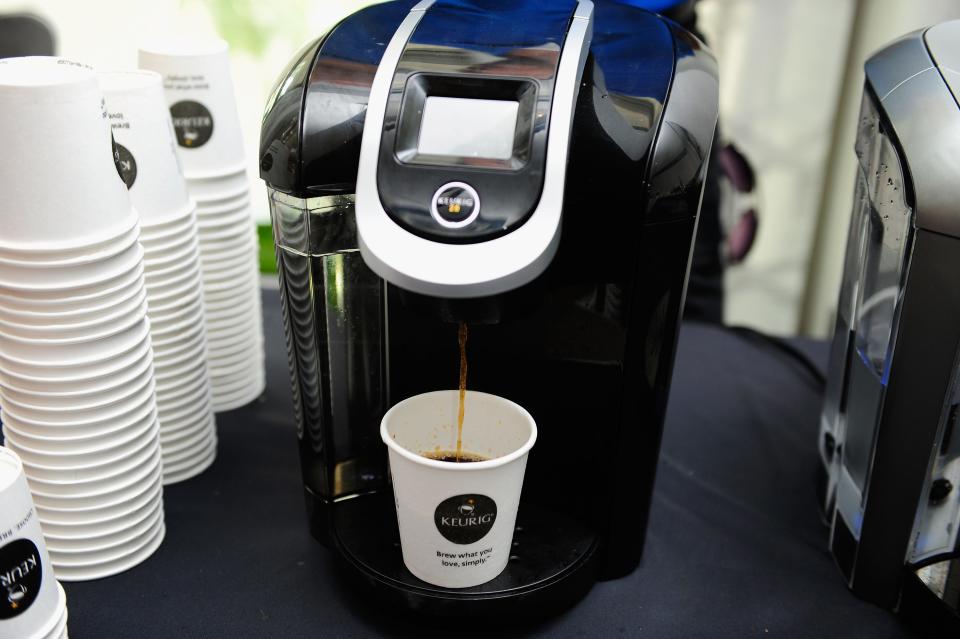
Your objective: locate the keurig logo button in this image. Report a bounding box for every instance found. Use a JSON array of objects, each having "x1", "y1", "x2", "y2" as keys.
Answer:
[
  {"x1": 169, "y1": 100, "x2": 214, "y2": 148},
  {"x1": 434, "y1": 494, "x2": 497, "y2": 544},
  {"x1": 431, "y1": 182, "x2": 481, "y2": 229},
  {"x1": 0, "y1": 539, "x2": 42, "y2": 619}
]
